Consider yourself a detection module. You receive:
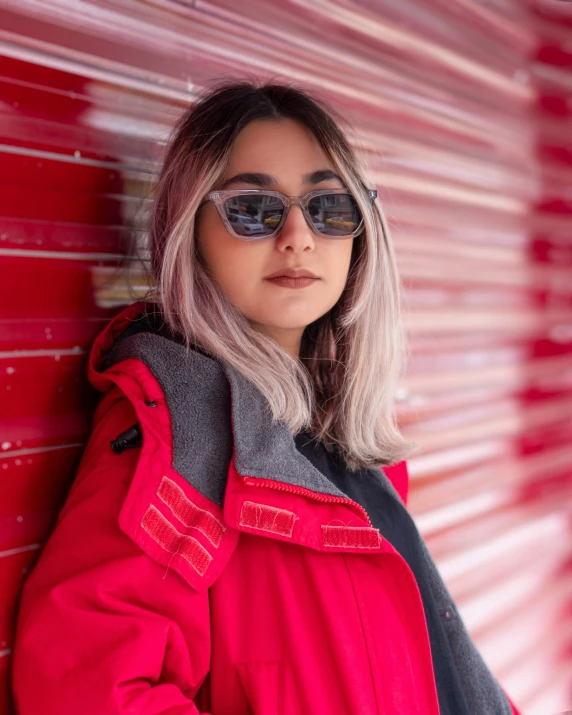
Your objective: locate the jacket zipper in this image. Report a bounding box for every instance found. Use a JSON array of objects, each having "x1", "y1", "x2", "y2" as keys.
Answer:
[{"x1": 242, "y1": 476, "x2": 375, "y2": 528}]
